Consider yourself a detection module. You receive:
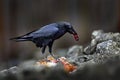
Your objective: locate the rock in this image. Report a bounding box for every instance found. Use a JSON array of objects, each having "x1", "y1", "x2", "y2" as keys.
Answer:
[
  {"x1": 92, "y1": 30, "x2": 104, "y2": 38},
  {"x1": 0, "y1": 69, "x2": 8, "y2": 77},
  {"x1": 8, "y1": 66, "x2": 18, "y2": 74},
  {"x1": 67, "y1": 55, "x2": 92, "y2": 66},
  {"x1": 84, "y1": 39, "x2": 97, "y2": 54},
  {"x1": 1, "y1": 30, "x2": 120, "y2": 80},
  {"x1": 84, "y1": 30, "x2": 120, "y2": 55},
  {"x1": 92, "y1": 30, "x2": 120, "y2": 42},
  {"x1": 66, "y1": 45, "x2": 83, "y2": 57},
  {"x1": 96, "y1": 40, "x2": 120, "y2": 55}
]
